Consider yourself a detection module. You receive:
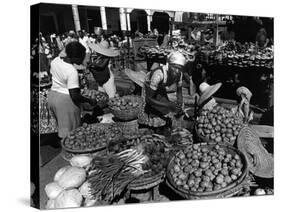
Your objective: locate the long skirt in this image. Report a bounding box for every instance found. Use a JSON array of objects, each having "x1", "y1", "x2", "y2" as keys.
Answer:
[{"x1": 47, "y1": 90, "x2": 81, "y2": 138}]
